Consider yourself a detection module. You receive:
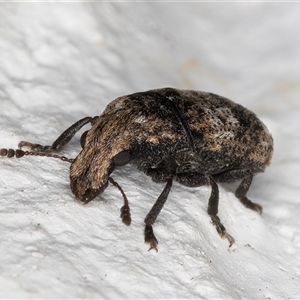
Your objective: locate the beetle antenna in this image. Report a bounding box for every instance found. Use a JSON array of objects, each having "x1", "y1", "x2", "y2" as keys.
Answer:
[
  {"x1": 0, "y1": 148, "x2": 74, "y2": 163},
  {"x1": 108, "y1": 176, "x2": 131, "y2": 226}
]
